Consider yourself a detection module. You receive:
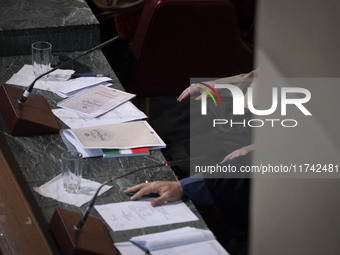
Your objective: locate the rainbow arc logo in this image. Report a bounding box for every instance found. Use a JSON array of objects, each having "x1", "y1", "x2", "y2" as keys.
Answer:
[{"x1": 197, "y1": 82, "x2": 222, "y2": 106}]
